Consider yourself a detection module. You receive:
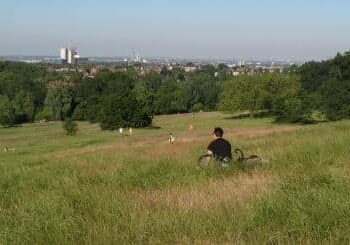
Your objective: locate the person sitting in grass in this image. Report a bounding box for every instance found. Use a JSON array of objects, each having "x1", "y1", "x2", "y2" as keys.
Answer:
[{"x1": 207, "y1": 127, "x2": 232, "y2": 162}]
